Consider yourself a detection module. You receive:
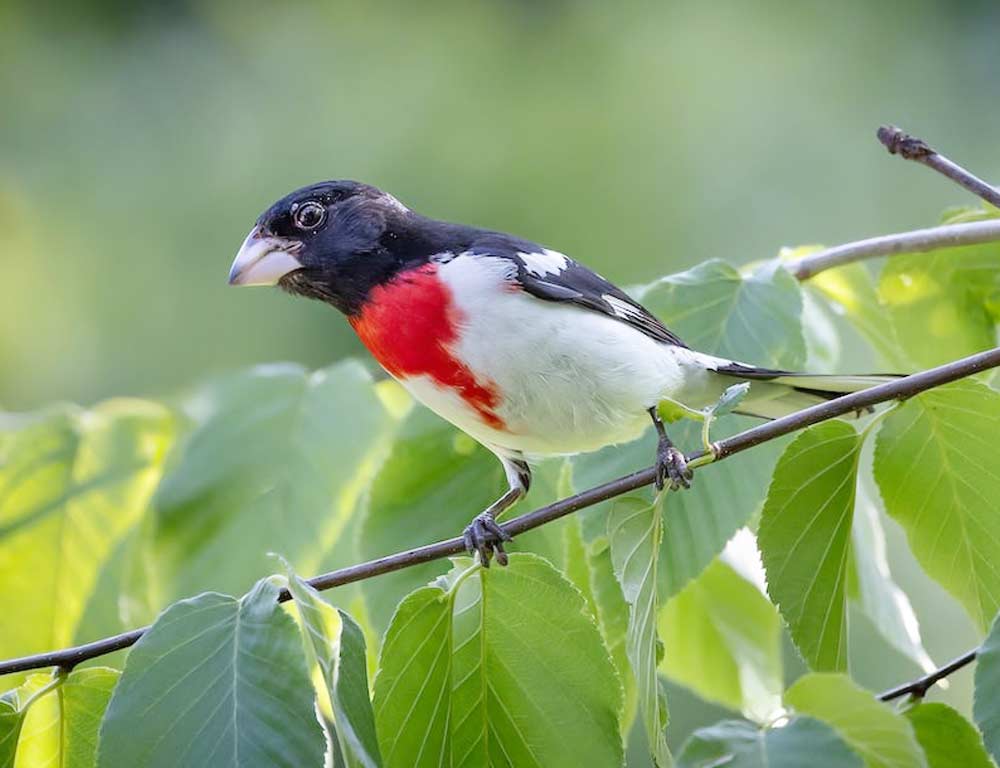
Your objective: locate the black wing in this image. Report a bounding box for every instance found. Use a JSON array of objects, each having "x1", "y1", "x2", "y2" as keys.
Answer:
[{"x1": 468, "y1": 233, "x2": 688, "y2": 348}]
